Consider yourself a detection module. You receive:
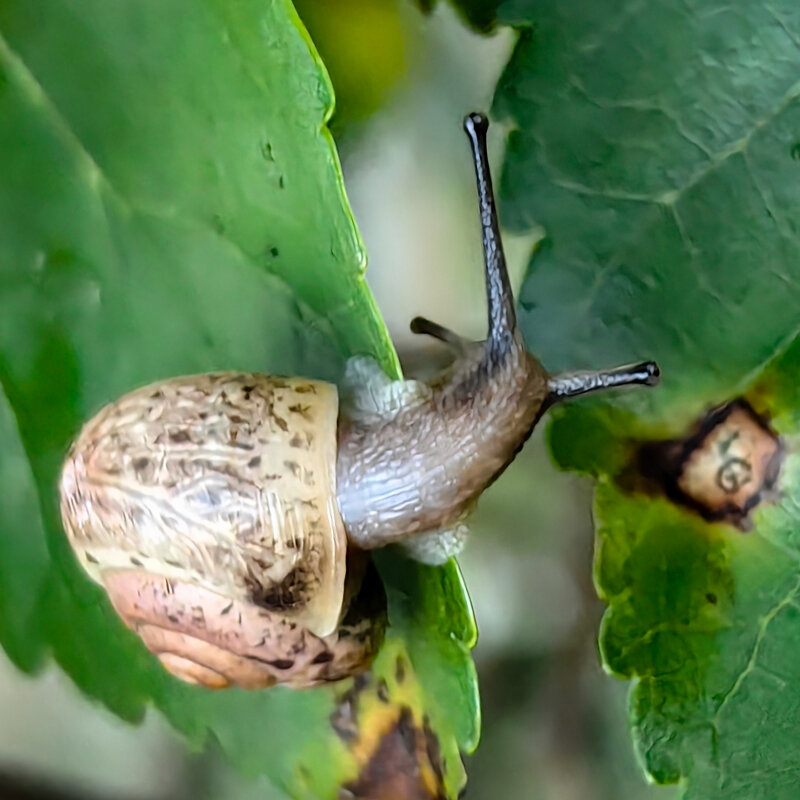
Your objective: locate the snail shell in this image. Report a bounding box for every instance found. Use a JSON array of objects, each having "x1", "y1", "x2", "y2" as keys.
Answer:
[{"x1": 60, "y1": 373, "x2": 385, "y2": 688}]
